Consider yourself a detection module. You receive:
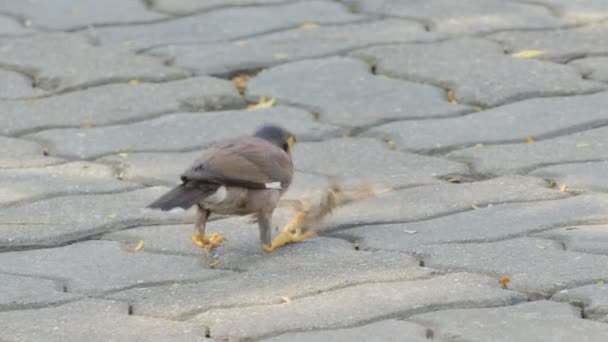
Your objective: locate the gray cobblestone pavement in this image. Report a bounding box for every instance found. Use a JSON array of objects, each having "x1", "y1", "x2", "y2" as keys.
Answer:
[{"x1": 1, "y1": 1, "x2": 608, "y2": 341}]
